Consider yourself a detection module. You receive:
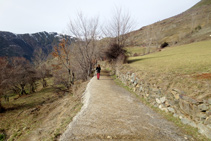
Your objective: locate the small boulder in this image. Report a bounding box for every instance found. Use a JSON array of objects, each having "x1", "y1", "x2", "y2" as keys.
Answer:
[
  {"x1": 165, "y1": 101, "x2": 170, "y2": 107},
  {"x1": 197, "y1": 112, "x2": 207, "y2": 122},
  {"x1": 181, "y1": 118, "x2": 190, "y2": 125},
  {"x1": 107, "y1": 136, "x2": 112, "y2": 139},
  {"x1": 198, "y1": 104, "x2": 209, "y2": 112},
  {"x1": 159, "y1": 105, "x2": 168, "y2": 112},
  {"x1": 160, "y1": 97, "x2": 166, "y2": 103},
  {"x1": 197, "y1": 123, "x2": 211, "y2": 139},
  {"x1": 173, "y1": 113, "x2": 178, "y2": 118},
  {"x1": 171, "y1": 90, "x2": 180, "y2": 100},
  {"x1": 206, "y1": 110, "x2": 211, "y2": 116},
  {"x1": 139, "y1": 86, "x2": 143, "y2": 92},
  {"x1": 131, "y1": 73, "x2": 135, "y2": 83},
  {"x1": 181, "y1": 117, "x2": 197, "y2": 127},
  {"x1": 208, "y1": 98, "x2": 211, "y2": 105},
  {"x1": 168, "y1": 107, "x2": 175, "y2": 113},
  {"x1": 156, "y1": 98, "x2": 161, "y2": 104},
  {"x1": 204, "y1": 117, "x2": 211, "y2": 125}
]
